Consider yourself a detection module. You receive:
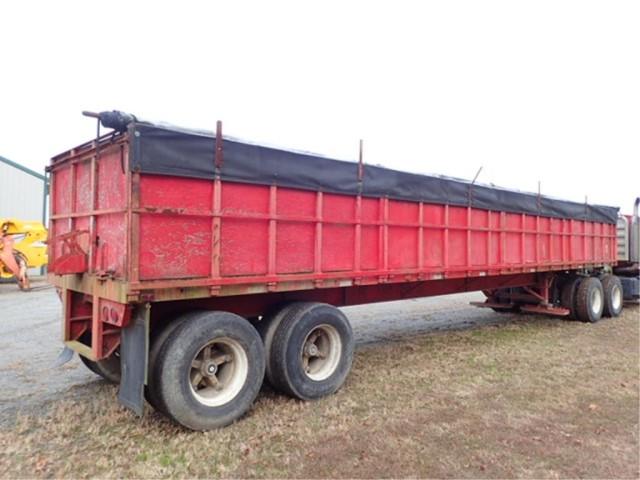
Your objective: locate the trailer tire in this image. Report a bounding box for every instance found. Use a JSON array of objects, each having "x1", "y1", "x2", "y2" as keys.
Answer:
[
  {"x1": 145, "y1": 314, "x2": 199, "y2": 413},
  {"x1": 601, "y1": 275, "x2": 623, "y2": 318},
  {"x1": 575, "y1": 277, "x2": 604, "y2": 323},
  {"x1": 269, "y1": 302, "x2": 354, "y2": 401},
  {"x1": 155, "y1": 311, "x2": 265, "y2": 430},
  {"x1": 561, "y1": 277, "x2": 582, "y2": 319},
  {"x1": 79, "y1": 351, "x2": 121, "y2": 384},
  {"x1": 255, "y1": 303, "x2": 299, "y2": 387}
]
